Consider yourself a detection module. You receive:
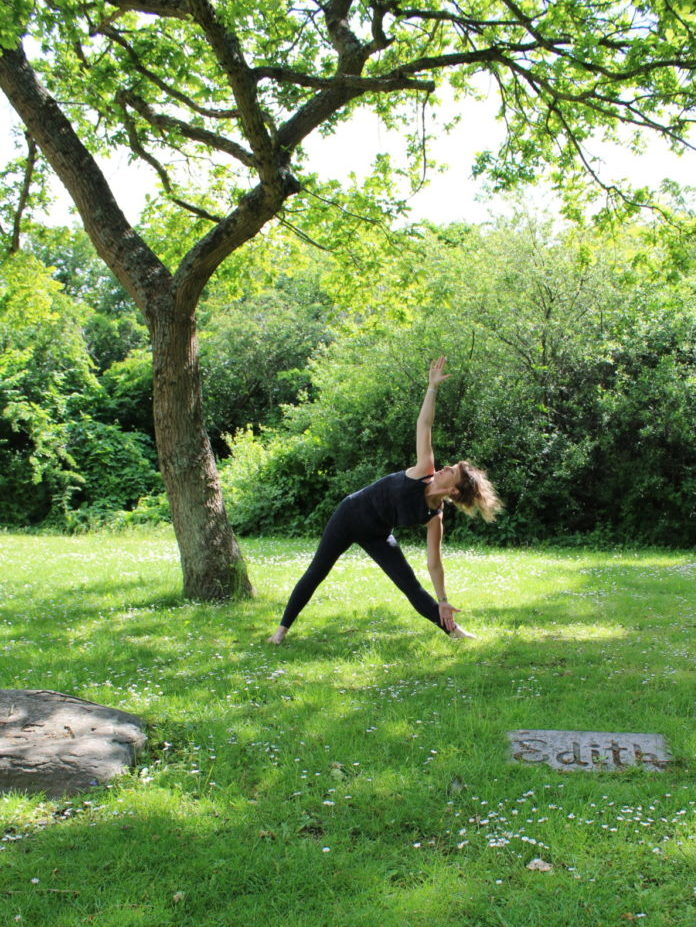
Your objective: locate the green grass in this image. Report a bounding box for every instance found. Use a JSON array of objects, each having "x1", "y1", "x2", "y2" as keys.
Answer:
[{"x1": 0, "y1": 529, "x2": 695, "y2": 927}]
